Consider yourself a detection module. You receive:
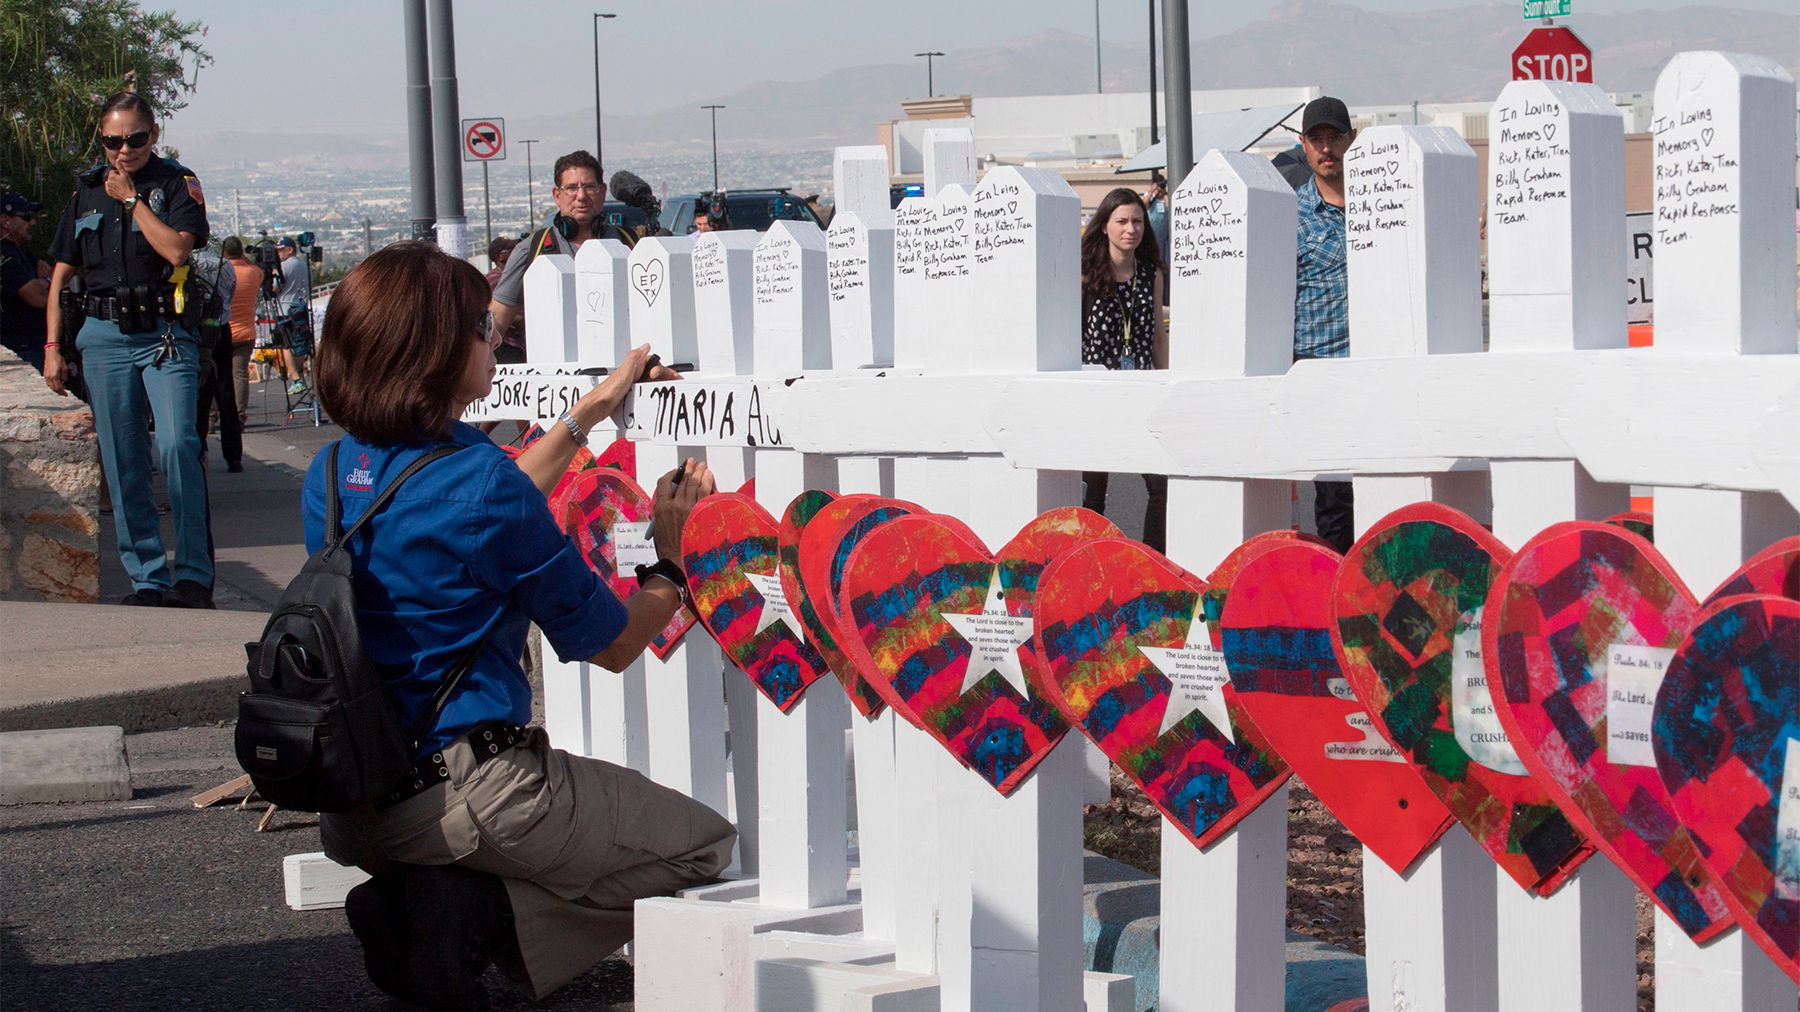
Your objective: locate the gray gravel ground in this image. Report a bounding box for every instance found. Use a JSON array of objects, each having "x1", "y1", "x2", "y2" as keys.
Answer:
[{"x1": 0, "y1": 724, "x2": 631, "y2": 1011}]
